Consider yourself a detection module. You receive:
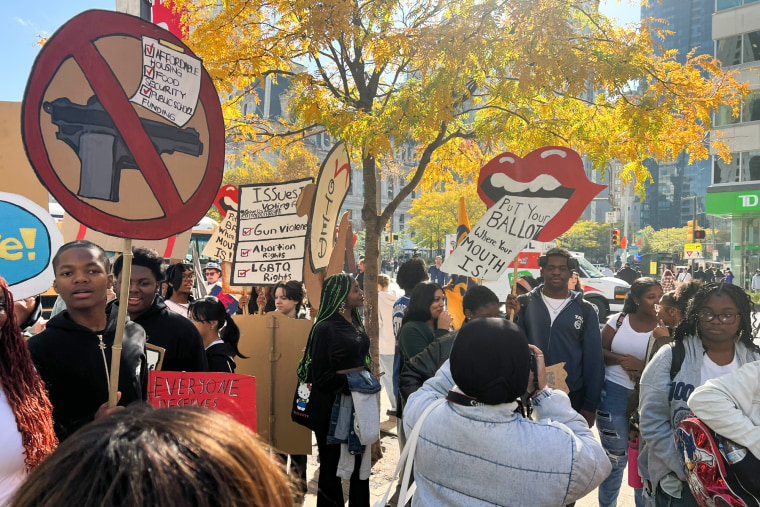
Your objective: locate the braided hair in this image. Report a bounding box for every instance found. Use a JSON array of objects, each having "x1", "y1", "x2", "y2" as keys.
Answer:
[
  {"x1": 296, "y1": 273, "x2": 368, "y2": 382},
  {"x1": 0, "y1": 277, "x2": 57, "y2": 469},
  {"x1": 673, "y1": 282, "x2": 759, "y2": 353}
]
